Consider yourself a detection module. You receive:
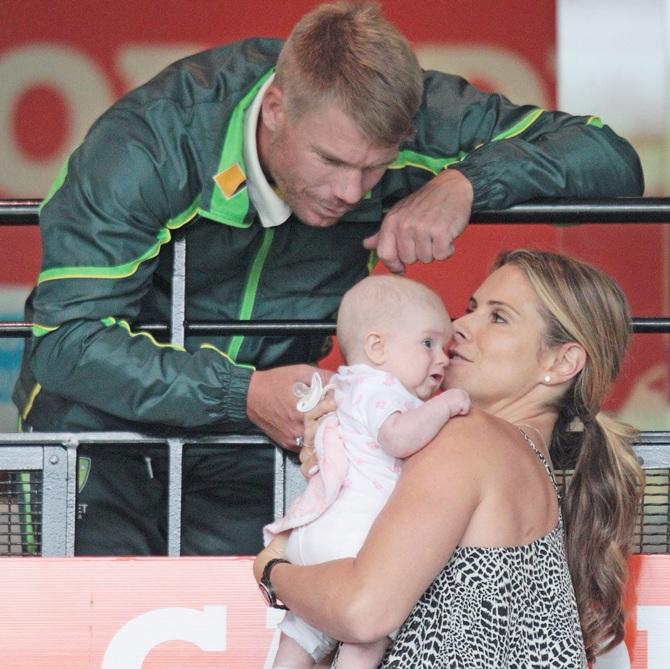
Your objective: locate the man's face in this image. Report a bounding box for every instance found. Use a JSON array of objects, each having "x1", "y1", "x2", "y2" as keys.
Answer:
[{"x1": 259, "y1": 86, "x2": 398, "y2": 227}]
